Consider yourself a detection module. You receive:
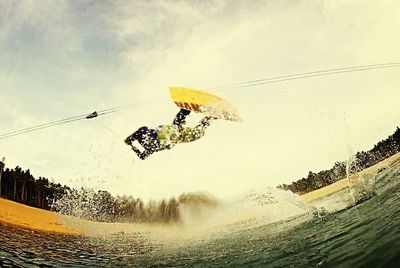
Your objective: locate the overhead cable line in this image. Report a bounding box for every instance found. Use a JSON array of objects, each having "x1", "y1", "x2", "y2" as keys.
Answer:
[
  {"x1": 1, "y1": 63, "x2": 399, "y2": 140},
  {"x1": 208, "y1": 62, "x2": 400, "y2": 91},
  {"x1": 0, "y1": 98, "x2": 168, "y2": 140}
]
